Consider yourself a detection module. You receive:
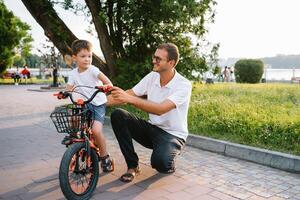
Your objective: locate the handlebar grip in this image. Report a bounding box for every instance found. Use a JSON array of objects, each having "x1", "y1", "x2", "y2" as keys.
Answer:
[
  {"x1": 54, "y1": 91, "x2": 70, "y2": 99},
  {"x1": 95, "y1": 85, "x2": 112, "y2": 93}
]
